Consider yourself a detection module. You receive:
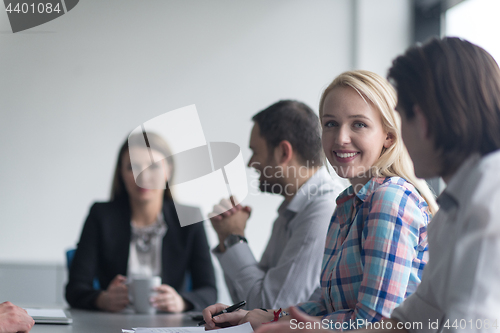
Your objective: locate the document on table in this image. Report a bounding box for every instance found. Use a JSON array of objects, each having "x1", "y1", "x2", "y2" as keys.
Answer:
[
  {"x1": 123, "y1": 322, "x2": 253, "y2": 333},
  {"x1": 132, "y1": 329, "x2": 204, "y2": 333}
]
